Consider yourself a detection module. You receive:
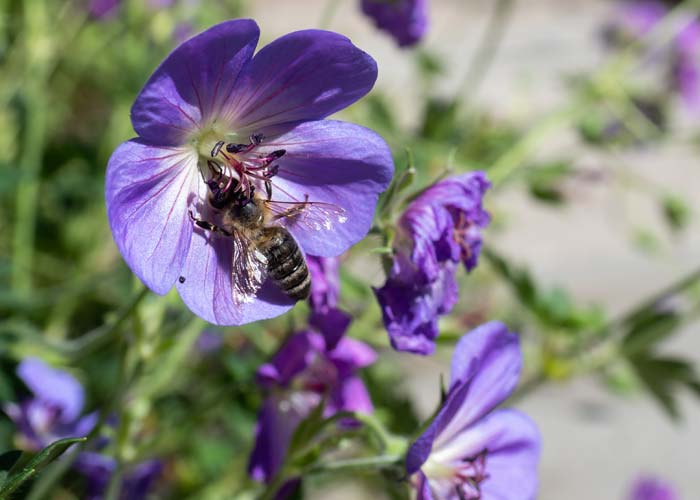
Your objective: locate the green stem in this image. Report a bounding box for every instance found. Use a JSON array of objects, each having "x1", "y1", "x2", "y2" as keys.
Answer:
[
  {"x1": 305, "y1": 454, "x2": 403, "y2": 475},
  {"x1": 55, "y1": 285, "x2": 150, "y2": 359},
  {"x1": 319, "y1": 0, "x2": 341, "y2": 29},
  {"x1": 488, "y1": 104, "x2": 580, "y2": 187},
  {"x1": 104, "y1": 466, "x2": 123, "y2": 500},
  {"x1": 11, "y1": 0, "x2": 49, "y2": 295},
  {"x1": 457, "y1": 0, "x2": 516, "y2": 110}
]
